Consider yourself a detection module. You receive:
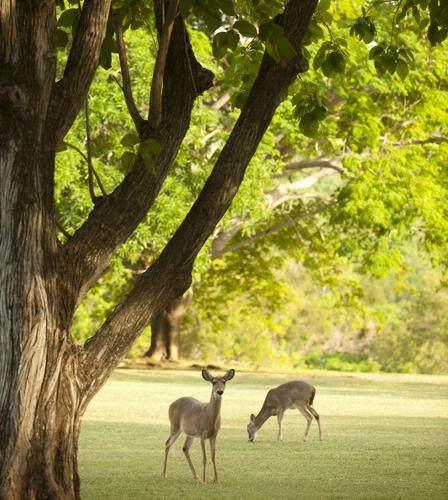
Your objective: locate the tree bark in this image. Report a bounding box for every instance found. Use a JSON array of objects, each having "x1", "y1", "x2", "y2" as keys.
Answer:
[
  {"x1": 0, "y1": 2, "x2": 108, "y2": 498},
  {"x1": 145, "y1": 293, "x2": 192, "y2": 361},
  {"x1": 0, "y1": 137, "x2": 84, "y2": 498}
]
